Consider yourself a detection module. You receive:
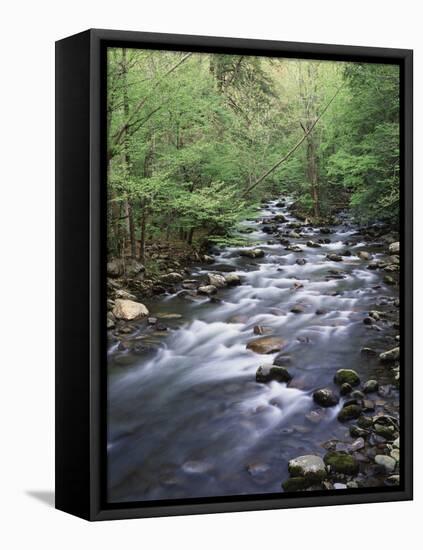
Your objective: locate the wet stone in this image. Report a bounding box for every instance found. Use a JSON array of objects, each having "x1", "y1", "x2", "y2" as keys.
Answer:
[
  {"x1": 363, "y1": 379, "x2": 379, "y2": 393},
  {"x1": 256, "y1": 364, "x2": 292, "y2": 383},
  {"x1": 288, "y1": 455, "x2": 327, "y2": 482},
  {"x1": 247, "y1": 336, "x2": 286, "y2": 354},
  {"x1": 337, "y1": 404, "x2": 362, "y2": 422},
  {"x1": 313, "y1": 388, "x2": 339, "y2": 408},
  {"x1": 324, "y1": 451, "x2": 359, "y2": 475},
  {"x1": 334, "y1": 369, "x2": 360, "y2": 387}
]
